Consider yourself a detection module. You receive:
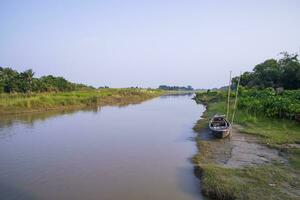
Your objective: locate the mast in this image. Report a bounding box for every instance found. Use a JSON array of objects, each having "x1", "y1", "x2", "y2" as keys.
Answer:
[
  {"x1": 226, "y1": 71, "x2": 232, "y2": 119},
  {"x1": 231, "y1": 73, "x2": 241, "y2": 125}
]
